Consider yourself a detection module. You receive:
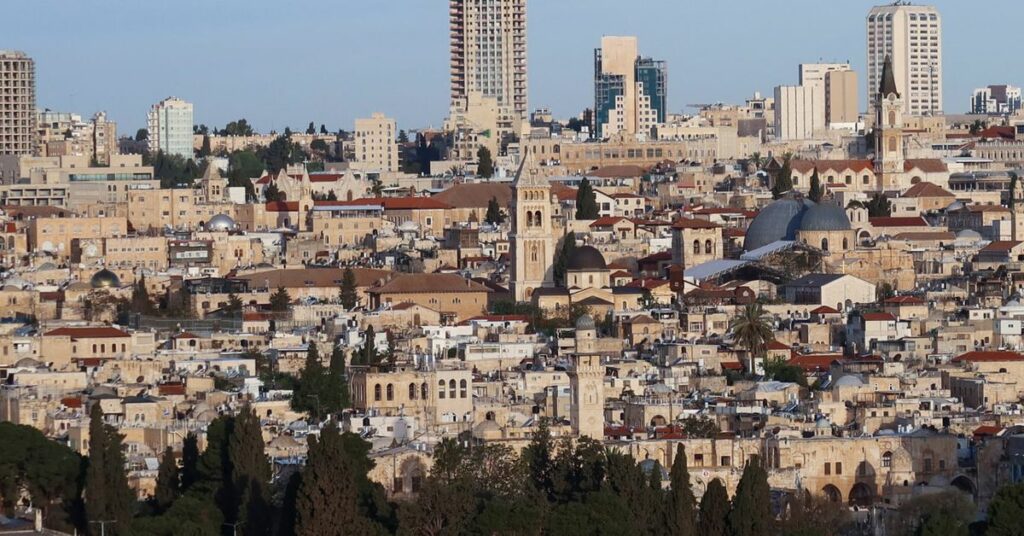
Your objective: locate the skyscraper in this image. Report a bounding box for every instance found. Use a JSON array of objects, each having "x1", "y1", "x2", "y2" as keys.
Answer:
[
  {"x1": 449, "y1": 0, "x2": 527, "y2": 119},
  {"x1": 594, "y1": 36, "x2": 667, "y2": 139},
  {"x1": 147, "y1": 97, "x2": 194, "y2": 159},
  {"x1": 0, "y1": 50, "x2": 37, "y2": 156},
  {"x1": 866, "y1": 4, "x2": 942, "y2": 116}
]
